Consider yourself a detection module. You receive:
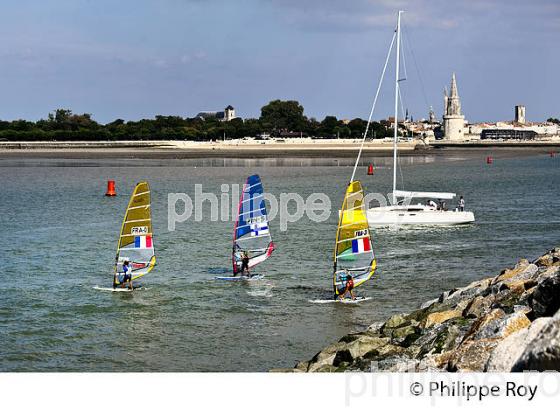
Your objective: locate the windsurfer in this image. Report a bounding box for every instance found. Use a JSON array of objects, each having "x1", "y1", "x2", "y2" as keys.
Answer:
[
  {"x1": 120, "y1": 260, "x2": 133, "y2": 290},
  {"x1": 338, "y1": 271, "x2": 356, "y2": 300},
  {"x1": 241, "y1": 251, "x2": 250, "y2": 276}
]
